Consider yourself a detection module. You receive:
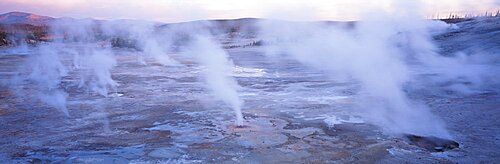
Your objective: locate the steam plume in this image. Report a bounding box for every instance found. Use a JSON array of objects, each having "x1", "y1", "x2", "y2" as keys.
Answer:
[{"x1": 189, "y1": 35, "x2": 245, "y2": 126}]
